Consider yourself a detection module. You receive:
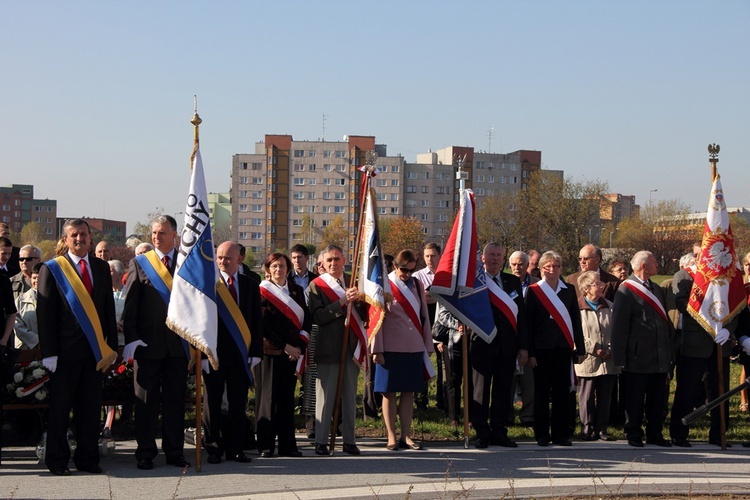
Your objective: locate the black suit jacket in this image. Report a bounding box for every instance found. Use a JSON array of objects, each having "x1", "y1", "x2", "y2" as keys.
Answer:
[
  {"x1": 217, "y1": 273, "x2": 264, "y2": 370},
  {"x1": 472, "y1": 271, "x2": 528, "y2": 356},
  {"x1": 525, "y1": 280, "x2": 585, "y2": 357},
  {"x1": 37, "y1": 254, "x2": 117, "y2": 361},
  {"x1": 122, "y1": 249, "x2": 185, "y2": 359},
  {"x1": 261, "y1": 280, "x2": 313, "y2": 354}
]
